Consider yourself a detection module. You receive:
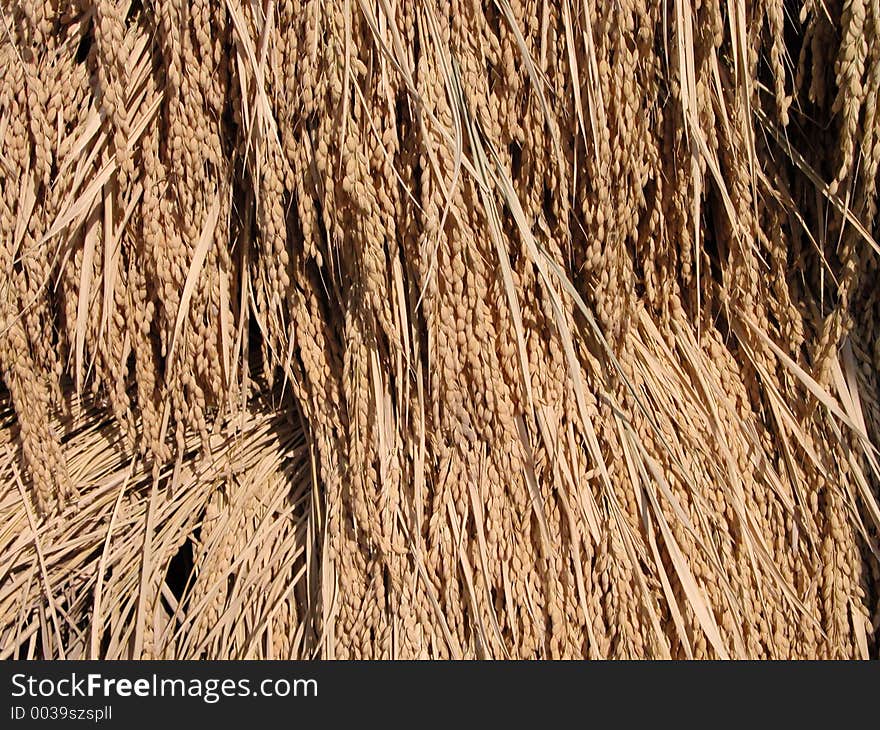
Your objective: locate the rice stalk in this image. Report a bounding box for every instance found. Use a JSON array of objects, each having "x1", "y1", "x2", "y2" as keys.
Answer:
[{"x1": 1, "y1": 0, "x2": 879, "y2": 659}]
